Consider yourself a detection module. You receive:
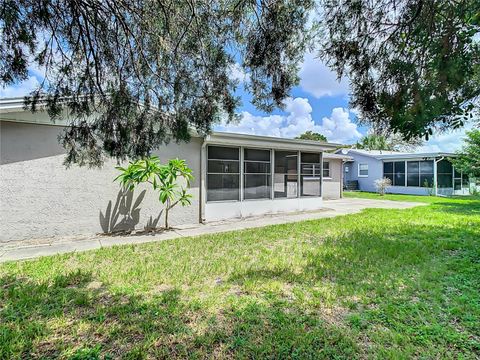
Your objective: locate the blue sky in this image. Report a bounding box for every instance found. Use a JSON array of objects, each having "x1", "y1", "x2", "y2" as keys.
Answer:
[
  {"x1": 217, "y1": 52, "x2": 475, "y2": 152},
  {"x1": 0, "y1": 52, "x2": 472, "y2": 152}
]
